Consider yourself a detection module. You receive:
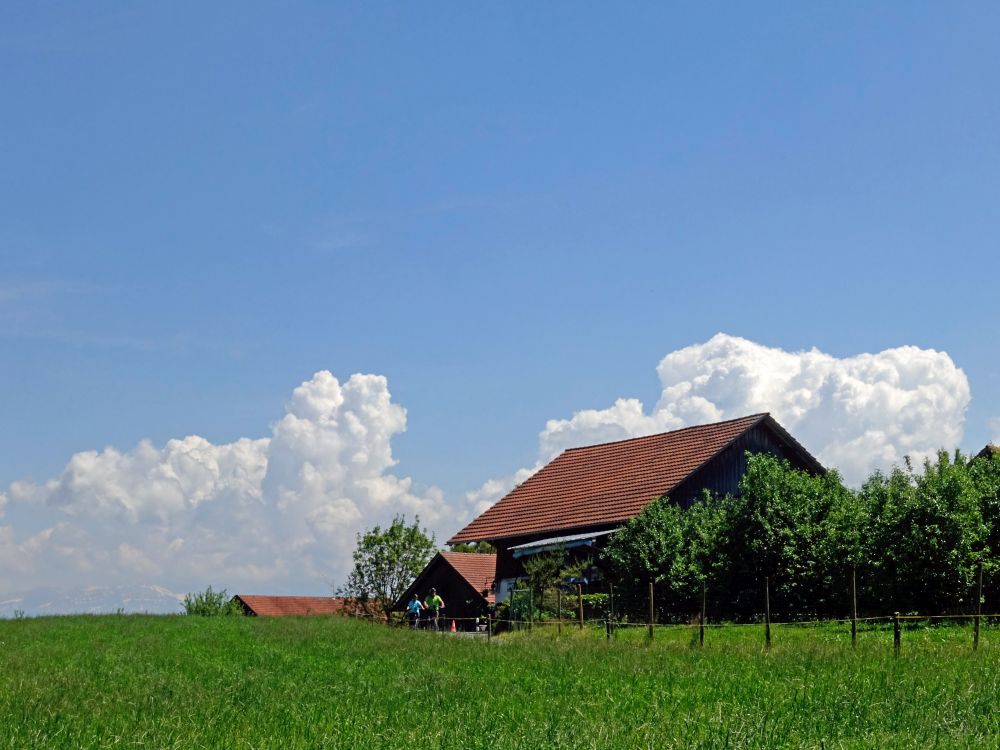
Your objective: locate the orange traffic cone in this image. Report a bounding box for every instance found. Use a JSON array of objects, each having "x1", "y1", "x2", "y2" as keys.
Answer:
[{"x1": 450, "y1": 619, "x2": 457, "y2": 633}]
